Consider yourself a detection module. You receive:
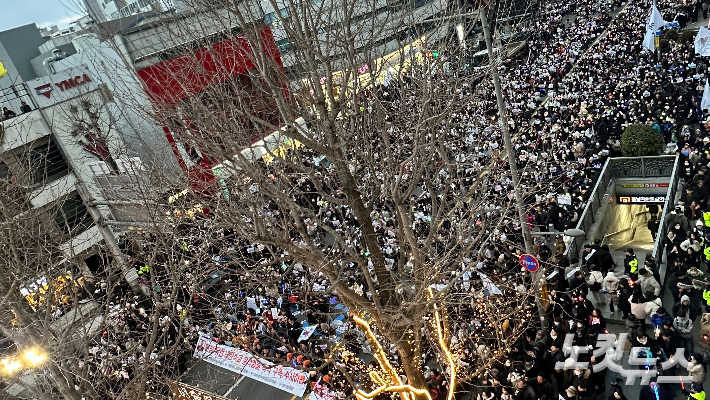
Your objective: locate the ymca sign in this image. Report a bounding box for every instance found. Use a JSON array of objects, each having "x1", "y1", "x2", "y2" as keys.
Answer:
[
  {"x1": 27, "y1": 66, "x2": 98, "y2": 107},
  {"x1": 35, "y1": 74, "x2": 92, "y2": 99},
  {"x1": 55, "y1": 74, "x2": 92, "y2": 92}
]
